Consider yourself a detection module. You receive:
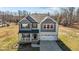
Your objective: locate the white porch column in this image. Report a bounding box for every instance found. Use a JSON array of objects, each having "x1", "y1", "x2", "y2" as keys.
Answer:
[
  {"x1": 18, "y1": 33, "x2": 22, "y2": 42},
  {"x1": 30, "y1": 34, "x2": 32, "y2": 42},
  {"x1": 30, "y1": 23, "x2": 32, "y2": 42}
]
